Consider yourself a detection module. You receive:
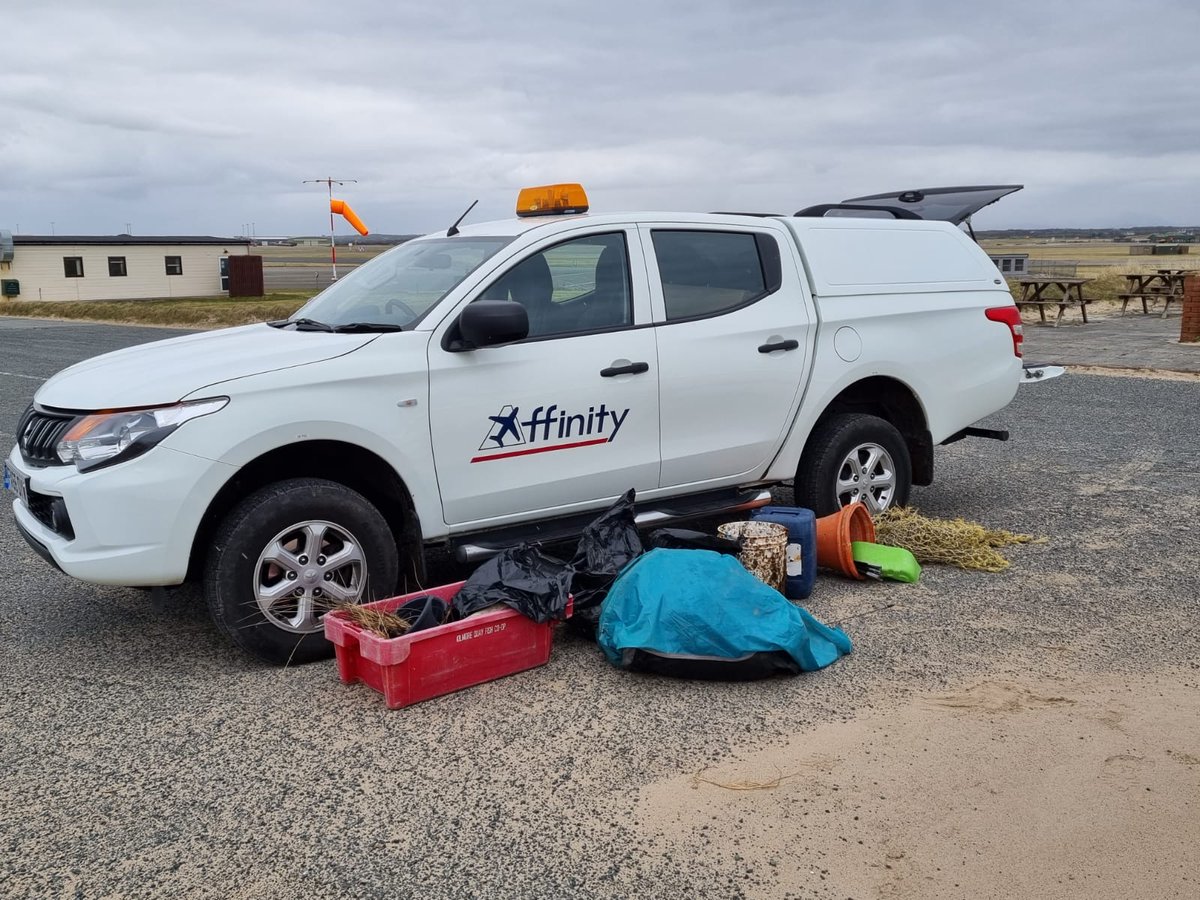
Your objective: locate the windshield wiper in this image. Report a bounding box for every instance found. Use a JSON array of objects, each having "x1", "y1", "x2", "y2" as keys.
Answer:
[
  {"x1": 330, "y1": 322, "x2": 406, "y2": 333},
  {"x1": 265, "y1": 317, "x2": 333, "y2": 332}
]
